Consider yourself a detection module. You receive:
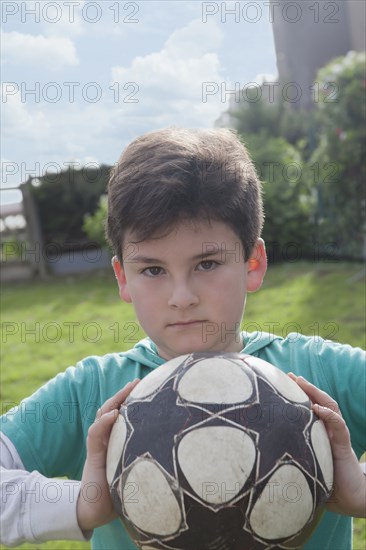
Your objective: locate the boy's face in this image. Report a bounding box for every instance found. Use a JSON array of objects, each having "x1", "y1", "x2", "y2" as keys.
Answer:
[{"x1": 113, "y1": 220, "x2": 267, "y2": 361}]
